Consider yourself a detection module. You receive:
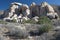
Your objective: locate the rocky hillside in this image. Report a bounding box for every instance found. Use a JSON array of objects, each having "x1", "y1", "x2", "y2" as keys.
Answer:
[
  {"x1": 0, "y1": 2, "x2": 60, "y2": 40},
  {"x1": 0, "y1": 2, "x2": 60, "y2": 23}
]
